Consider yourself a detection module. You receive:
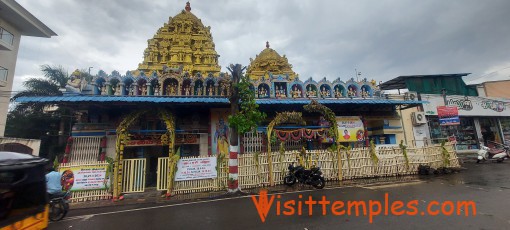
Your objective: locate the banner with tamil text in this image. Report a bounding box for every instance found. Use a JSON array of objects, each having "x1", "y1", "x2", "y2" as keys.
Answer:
[
  {"x1": 175, "y1": 157, "x2": 217, "y2": 181},
  {"x1": 59, "y1": 165, "x2": 108, "y2": 191}
]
